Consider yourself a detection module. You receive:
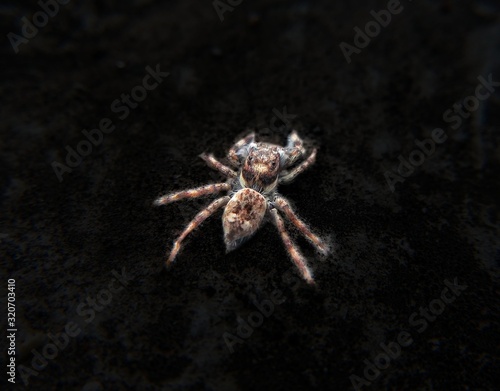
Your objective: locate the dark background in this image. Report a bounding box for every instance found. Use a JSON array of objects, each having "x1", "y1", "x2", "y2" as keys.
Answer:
[{"x1": 2, "y1": 0, "x2": 499, "y2": 390}]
